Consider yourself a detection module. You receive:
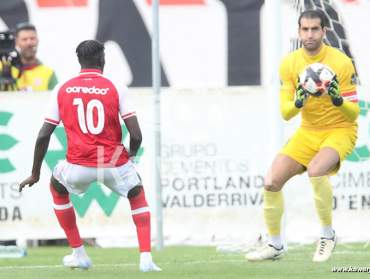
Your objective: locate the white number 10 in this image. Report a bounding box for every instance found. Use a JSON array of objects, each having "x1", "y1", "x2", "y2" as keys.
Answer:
[{"x1": 73, "y1": 98, "x2": 105, "y2": 134}]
